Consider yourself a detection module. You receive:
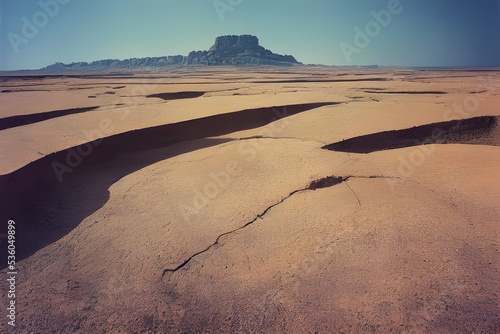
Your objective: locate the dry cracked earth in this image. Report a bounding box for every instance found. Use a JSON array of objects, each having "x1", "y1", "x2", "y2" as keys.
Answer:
[{"x1": 0, "y1": 67, "x2": 499, "y2": 333}]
